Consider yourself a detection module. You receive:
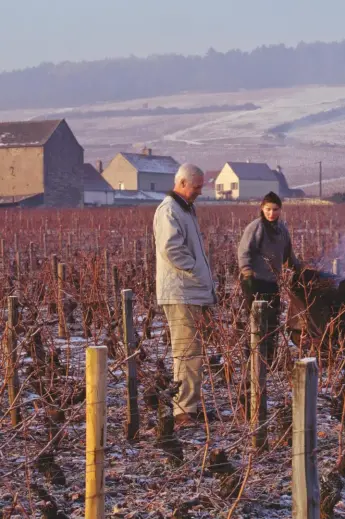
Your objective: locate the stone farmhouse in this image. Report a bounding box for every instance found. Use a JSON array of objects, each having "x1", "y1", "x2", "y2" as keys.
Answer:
[
  {"x1": 0, "y1": 119, "x2": 84, "y2": 207},
  {"x1": 102, "y1": 147, "x2": 180, "y2": 193}
]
